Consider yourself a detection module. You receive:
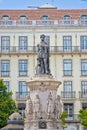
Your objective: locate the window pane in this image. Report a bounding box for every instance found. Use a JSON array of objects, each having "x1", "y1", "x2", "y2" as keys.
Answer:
[
  {"x1": 4, "y1": 81, "x2": 10, "y2": 92},
  {"x1": 19, "y1": 81, "x2": 27, "y2": 98},
  {"x1": 19, "y1": 36, "x2": 28, "y2": 52},
  {"x1": 64, "y1": 103, "x2": 74, "y2": 120},
  {"x1": 81, "y1": 15, "x2": 87, "y2": 24},
  {"x1": 63, "y1": 81, "x2": 72, "y2": 98},
  {"x1": 1, "y1": 60, "x2": 10, "y2": 77},
  {"x1": 63, "y1": 59, "x2": 72, "y2": 76},
  {"x1": 63, "y1": 36, "x2": 72, "y2": 52},
  {"x1": 81, "y1": 81, "x2": 87, "y2": 98},
  {"x1": 80, "y1": 36, "x2": 87, "y2": 51},
  {"x1": 2, "y1": 15, "x2": 10, "y2": 20},
  {"x1": 19, "y1": 60, "x2": 28, "y2": 76},
  {"x1": 41, "y1": 15, "x2": 49, "y2": 21},
  {"x1": 19, "y1": 16, "x2": 27, "y2": 20},
  {"x1": 1, "y1": 36, "x2": 10, "y2": 52},
  {"x1": 63, "y1": 15, "x2": 71, "y2": 24},
  {"x1": 81, "y1": 59, "x2": 87, "y2": 76}
]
